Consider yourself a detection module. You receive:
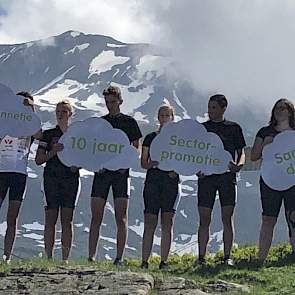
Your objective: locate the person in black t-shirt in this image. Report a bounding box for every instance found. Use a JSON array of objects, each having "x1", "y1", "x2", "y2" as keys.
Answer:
[
  {"x1": 195, "y1": 94, "x2": 246, "y2": 266},
  {"x1": 140, "y1": 105, "x2": 180, "y2": 270},
  {"x1": 88, "y1": 85, "x2": 142, "y2": 266},
  {"x1": 251, "y1": 98, "x2": 295, "y2": 262},
  {"x1": 36, "y1": 100, "x2": 80, "y2": 263}
]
